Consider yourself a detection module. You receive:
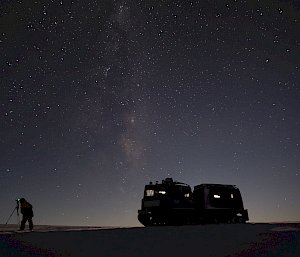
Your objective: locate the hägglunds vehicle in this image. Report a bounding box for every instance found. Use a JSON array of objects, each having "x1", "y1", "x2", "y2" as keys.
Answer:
[{"x1": 138, "y1": 178, "x2": 249, "y2": 226}]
